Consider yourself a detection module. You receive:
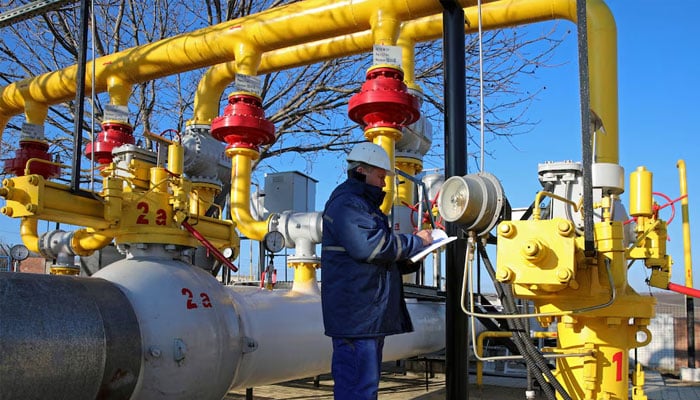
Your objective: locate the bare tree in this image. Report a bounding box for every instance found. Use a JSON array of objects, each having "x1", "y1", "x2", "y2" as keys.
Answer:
[{"x1": 0, "y1": 0, "x2": 565, "y2": 179}]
